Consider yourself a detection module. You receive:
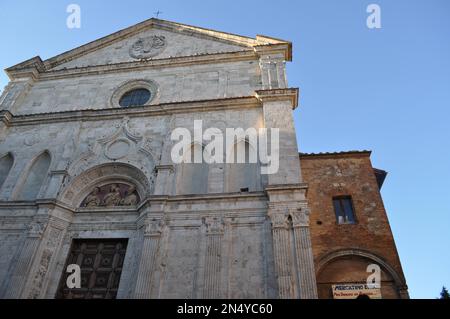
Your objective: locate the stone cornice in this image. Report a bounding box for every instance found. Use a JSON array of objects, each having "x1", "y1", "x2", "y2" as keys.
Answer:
[
  {"x1": 255, "y1": 88, "x2": 299, "y2": 109},
  {"x1": 0, "y1": 110, "x2": 13, "y2": 125},
  {"x1": 265, "y1": 183, "x2": 308, "y2": 192},
  {"x1": 265, "y1": 183, "x2": 309, "y2": 202},
  {"x1": 0, "y1": 191, "x2": 268, "y2": 214},
  {"x1": 3, "y1": 96, "x2": 260, "y2": 126},
  {"x1": 2, "y1": 89, "x2": 299, "y2": 126},
  {"x1": 39, "y1": 50, "x2": 258, "y2": 81},
  {"x1": 6, "y1": 50, "x2": 257, "y2": 81},
  {"x1": 254, "y1": 42, "x2": 292, "y2": 61},
  {"x1": 162, "y1": 191, "x2": 266, "y2": 203}
]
